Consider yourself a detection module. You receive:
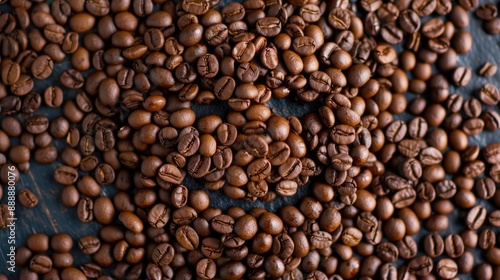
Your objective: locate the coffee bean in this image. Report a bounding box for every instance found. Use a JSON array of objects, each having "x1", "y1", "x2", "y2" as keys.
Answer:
[
  {"x1": 444, "y1": 234, "x2": 465, "y2": 258},
  {"x1": 436, "y1": 258, "x2": 458, "y2": 279},
  {"x1": 30, "y1": 254, "x2": 52, "y2": 274},
  {"x1": 176, "y1": 225, "x2": 199, "y2": 250},
  {"x1": 476, "y1": 61, "x2": 496, "y2": 79},
  {"x1": 77, "y1": 197, "x2": 94, "y2": 223},
  {"x1": 54, "y1": 165, "x2": 78, "y2": 185},
  {"x1": 4, "y1": 0, "x2": 500, "y2": 277},
  {"x1": 18, "y1": 189, "x2": 38, "y2": 208},
  {"x1": 452, "y1": 66, "x2": 472, "y2": 87},
  {"x1": 44, "y1": 24, "x2": 66, "y2": 43},
  {"x1": 209, "y1": 214, "x2": 234, "y2": 235},
  {"x1": 466, "y1": 205, "x2": 487, "y2": 230},
  {"x1": 31, "y1": 54, "x2": 54, "y2": 79},
  {"x1": 59, "y1": 69, "x2": 84, "y2": 89},
  {"x1": 397, "y1": 236, "x2": 417, "y2": 259},
  {"x1": 196, "y1": 258, "x2": 217, "y2": 279},
  {"x1": 408, "y1": 255, "x2": 433, "y2": 277},
  {"x1": 26, "y1": 233, "x2": 49, "y2": 253},
  {"x1": 478, "y1": 83, "x2": 500, "y2": 105},
  {"x1": 283, "y1": 50, "x2": 304, "y2": 75},
  {"x1": 476, "y1": 3, "x2": 498, "y2": 20},
  {"x1": 341, "y1": 226, "x2": 362, "y2": 247},
  {"x1": 77, "y1": 235, "x2": 100, "y2": 255},
  {"x1": 478, "y1": 228, "x2": 496, "y2": 250},
  {"x1": 118, "y1": 211, "x2": 143, "y2": 233},
  {"x1": 488, "y1": 210, "x2": 500, "y2": 227}
]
